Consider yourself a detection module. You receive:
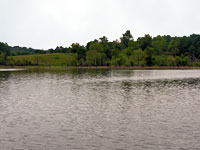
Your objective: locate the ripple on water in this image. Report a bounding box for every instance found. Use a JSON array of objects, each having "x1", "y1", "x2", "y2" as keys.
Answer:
[{"x1": 1, "y1": 69, "x2": 200, "y2": 150}]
